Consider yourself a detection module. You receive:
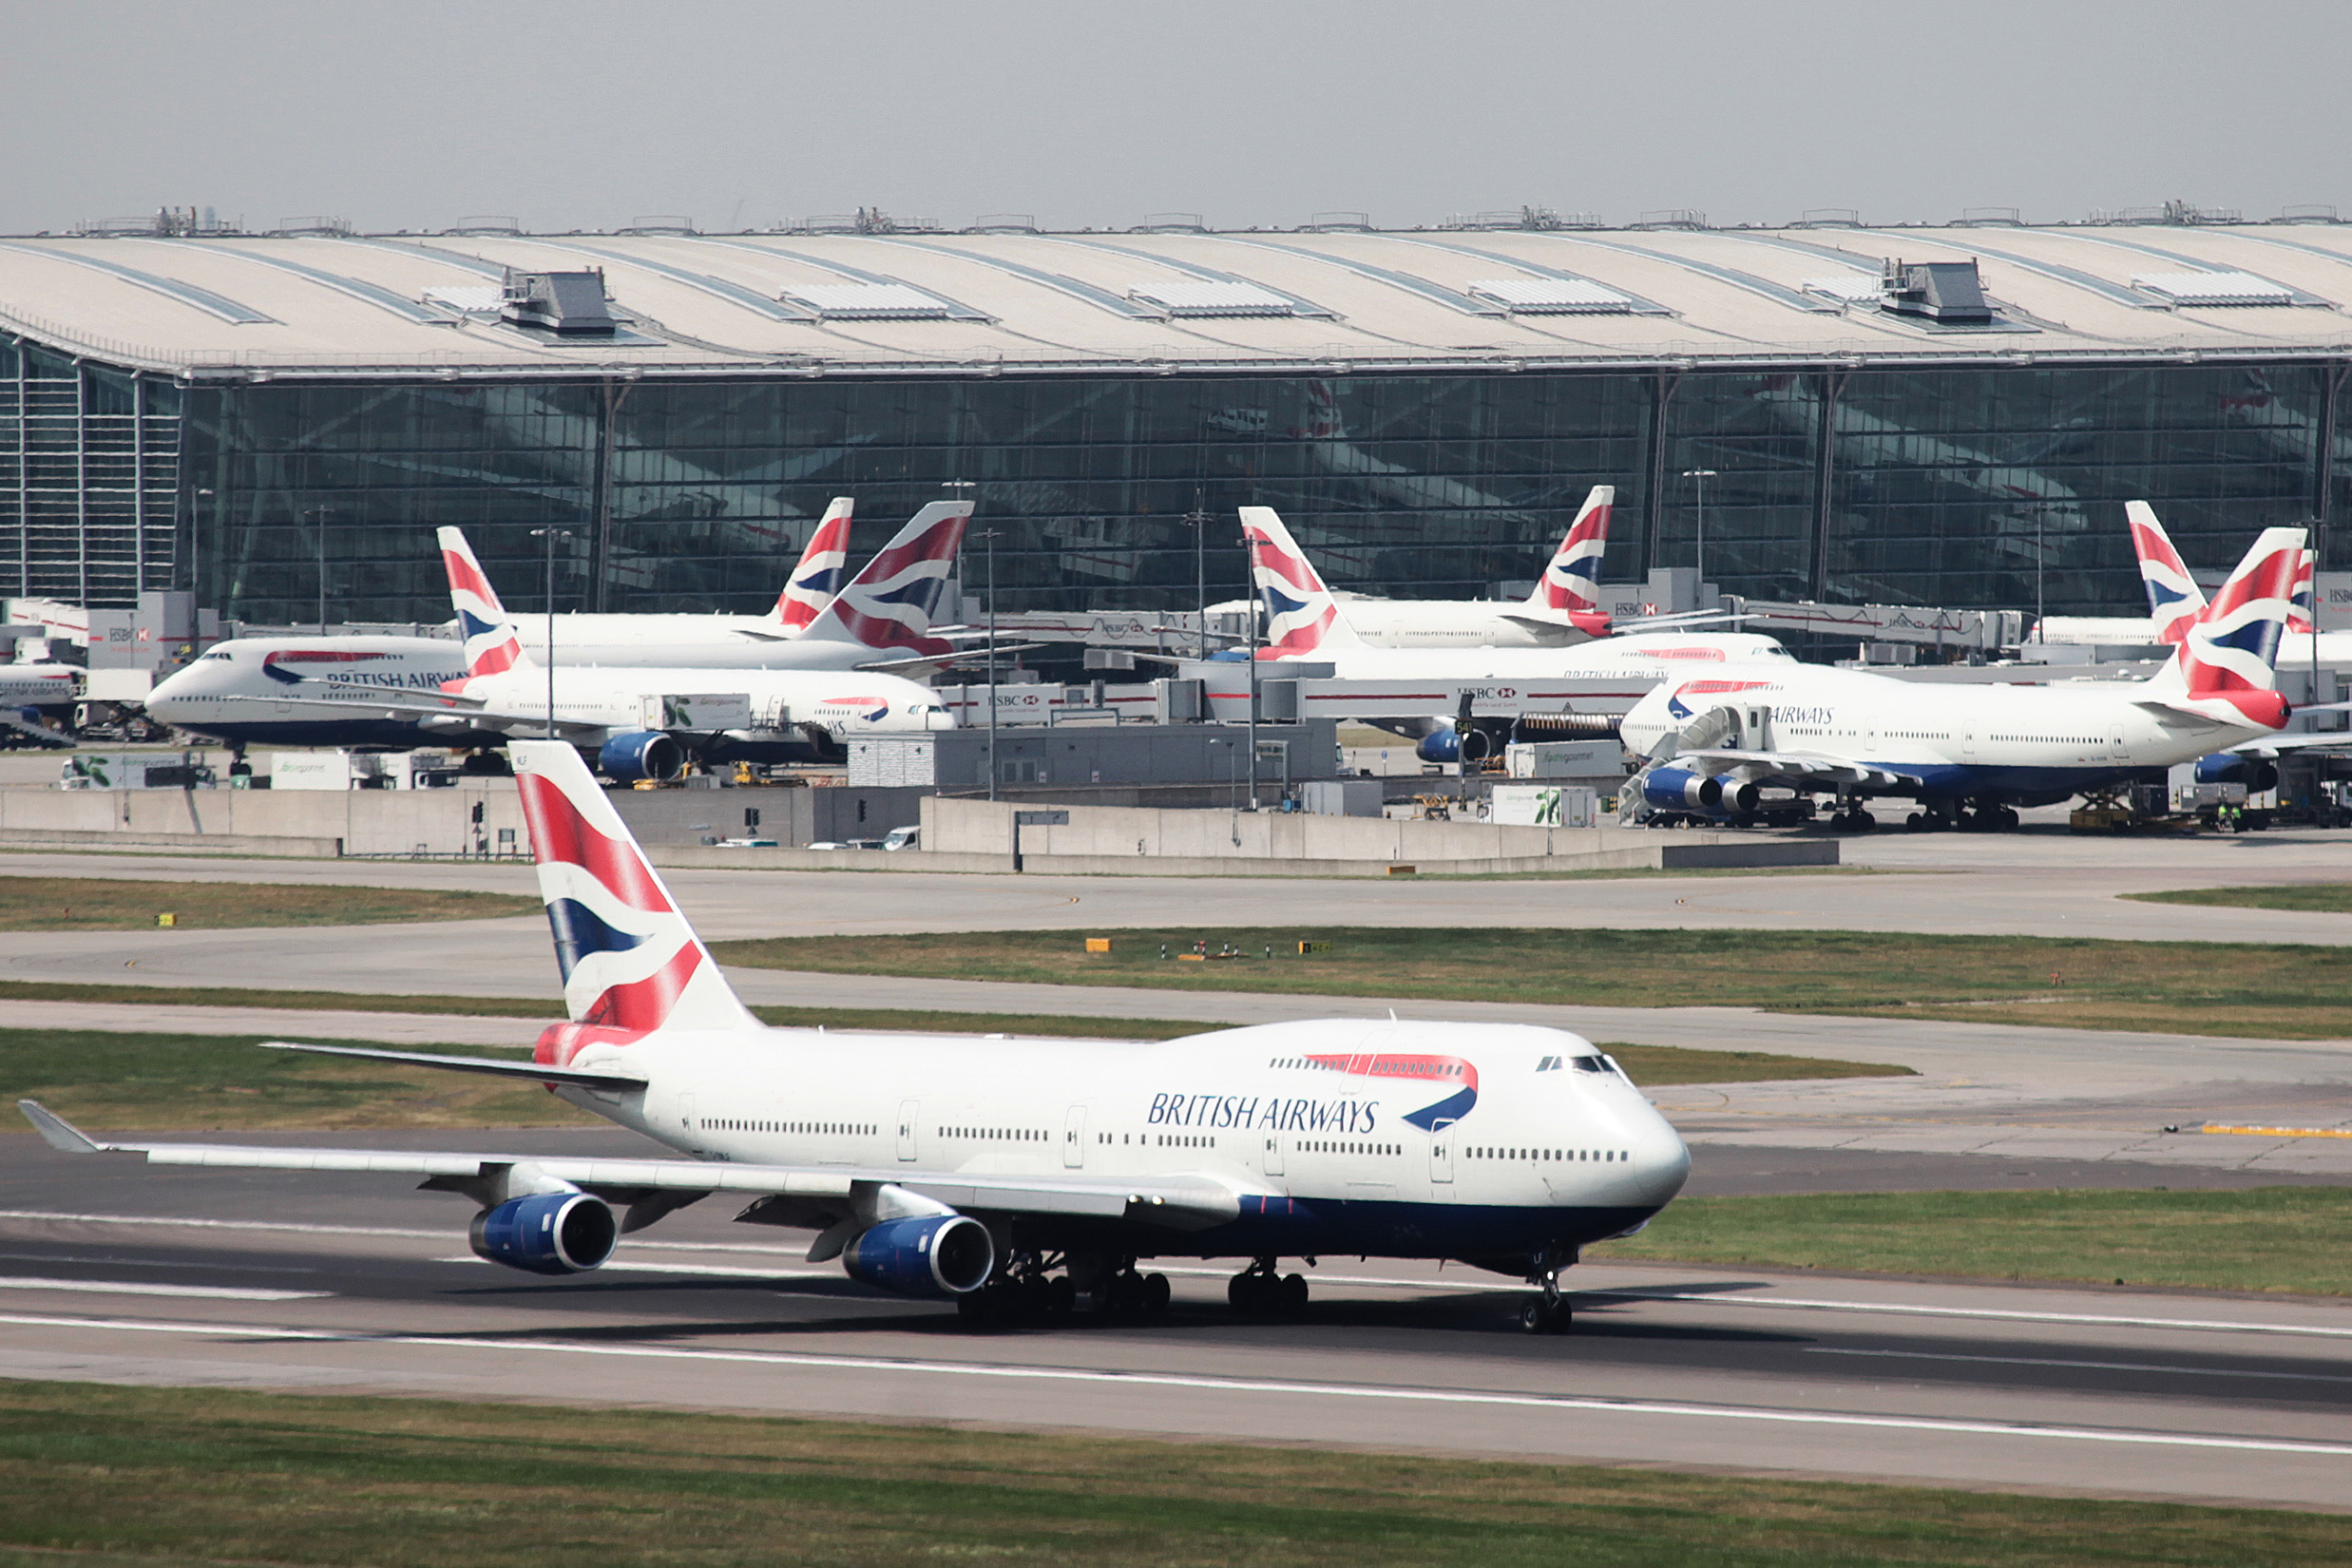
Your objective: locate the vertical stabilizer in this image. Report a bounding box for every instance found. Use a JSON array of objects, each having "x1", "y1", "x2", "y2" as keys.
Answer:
[
  {"x1": 510, "y1": 740, "x2": 756, "y2": 1036},
  {"x1": 436, "y1": 526, "x2": 529, "y2": 679},
  {"x1": 772, "y1": 498, "x2": 854, "y2": 633},
  {"x1": 1238, "y1": 507, "x2": 1366, "y2": 657},
  {"x1": 1524, "y1": 485, "x2": 1615, "y2": 636},
  {"x1": 794, "y1": 501, "x2": 973, "y2": 656},
  {"x1": 2145, "y1": 526, "x2": 2304, "y2": 730},
  {"x1": 2124, "y1": 502, "x2": 2207, "y2": 646}
]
